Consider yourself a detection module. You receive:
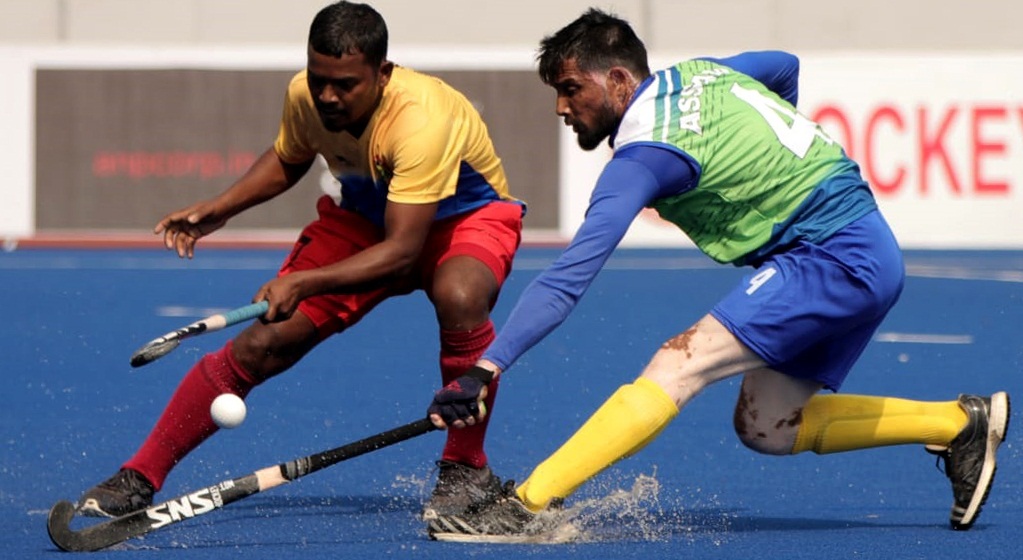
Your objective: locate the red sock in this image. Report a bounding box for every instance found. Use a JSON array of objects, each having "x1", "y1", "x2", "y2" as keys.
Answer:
[
  {"x1": 438, "y1": 320, "x2": 498, "y2": 469},
  {"x1": 123, "y1": 341, "x2": 258, "y2": 490}
]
